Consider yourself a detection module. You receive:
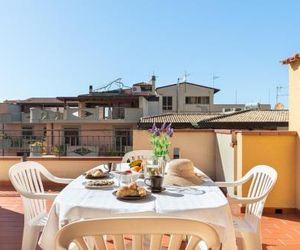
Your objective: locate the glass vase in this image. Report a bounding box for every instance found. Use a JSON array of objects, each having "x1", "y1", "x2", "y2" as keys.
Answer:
[{"x1": 157, "y1": 156, "x2": 167, "y2": 177}]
